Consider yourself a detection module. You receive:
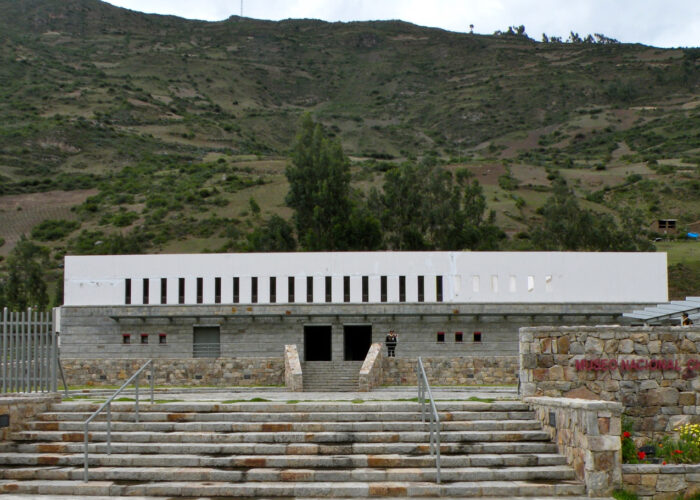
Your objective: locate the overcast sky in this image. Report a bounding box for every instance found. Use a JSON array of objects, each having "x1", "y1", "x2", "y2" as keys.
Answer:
[{"x1": 102, "y1": 0, "x2": 698, "y2": 48}]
